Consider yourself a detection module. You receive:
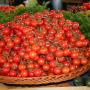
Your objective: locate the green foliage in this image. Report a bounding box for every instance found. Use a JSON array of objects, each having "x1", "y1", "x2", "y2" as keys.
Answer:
[
  {"x1": 73, "y1": 77, "x2": 85, "y2": 86},
  {"x1": 26, "y1": 0, "x2": 38, "y2": 8},
  {"x1": 0, "y1": 11, "x2": 15, "y2": 23},
  {"x1": 73, "y1": 76, "x2": 90, "y2": 86},
  {"x1": 0, "y1": 2, "x2": 48, "y2": 24},
  {"x1": 86, "y1": 78, "x2": 90, "y2": 87},
  {"x1": 63, "y1": 11, "x2": 90, "y2": 40}
]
